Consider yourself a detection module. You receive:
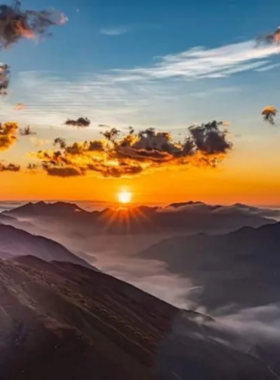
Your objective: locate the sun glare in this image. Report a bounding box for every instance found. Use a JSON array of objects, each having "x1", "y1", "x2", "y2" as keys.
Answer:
[{"x1": 118, "y1": 190, "x2": 132, "y2": 204}]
